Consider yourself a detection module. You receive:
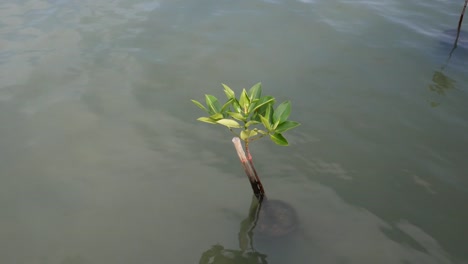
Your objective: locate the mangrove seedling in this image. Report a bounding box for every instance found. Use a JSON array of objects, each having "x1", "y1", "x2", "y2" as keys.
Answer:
[{"x1": 191, "y1": 83, "x2": 300, "y2": 201}]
